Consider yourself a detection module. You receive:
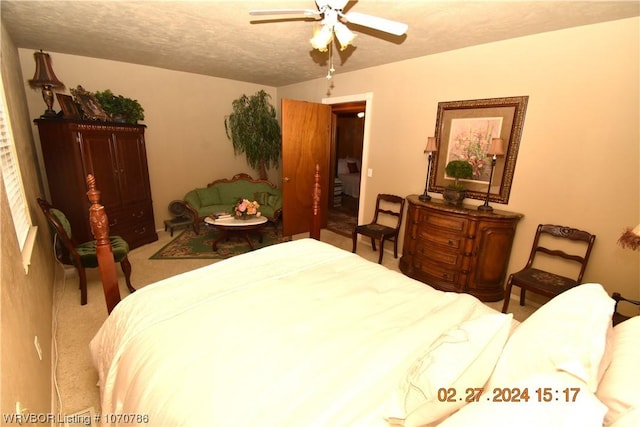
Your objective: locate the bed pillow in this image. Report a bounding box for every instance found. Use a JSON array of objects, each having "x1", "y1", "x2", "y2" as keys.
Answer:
[
  {"x1": 337, "y1": 158, "x2": 349, "y2": 174},
  {"x1": 437, "y1": 371, "x2": 607, "y2": 427},
  {"x1": 596, "y1": 315, "x2": 640, "y2": 426},
  {"x1": 347, "y1": 161, "x2": 359, "y2": 173},
  {"x1": 487, "y1": 283, "x2": 614, "y2": 393},
  {"x1": 254, "y1": 191, "x2": 271, "y2": 206},
  {"x1": 391, "y1": 312, "x2": 512, "y2": 427}
]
